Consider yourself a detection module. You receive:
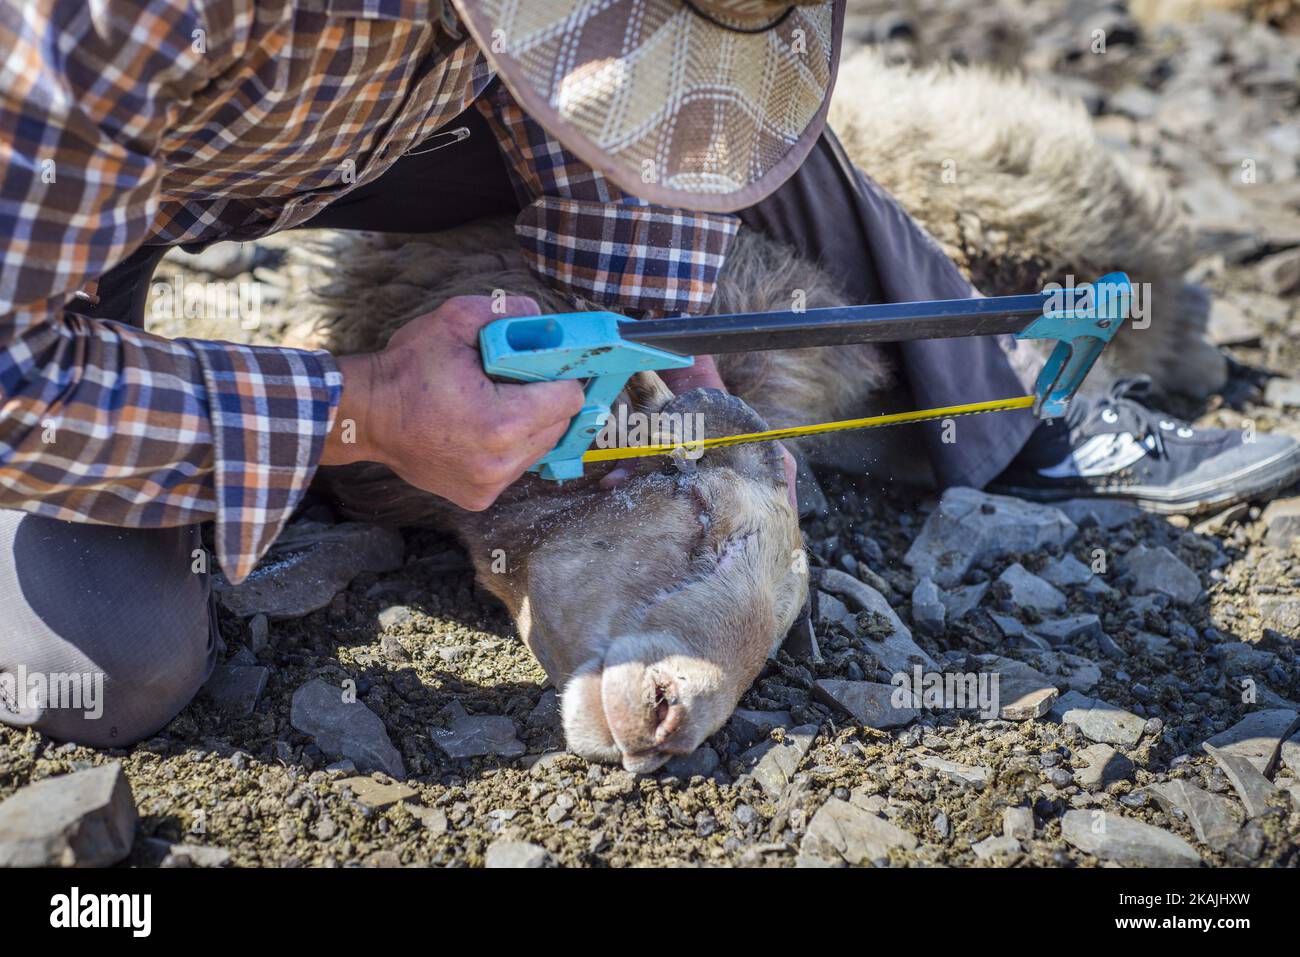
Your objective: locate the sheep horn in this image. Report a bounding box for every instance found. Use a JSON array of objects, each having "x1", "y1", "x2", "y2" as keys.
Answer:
[{"x1": 659, "y1": 388, "x2": 786, "y2": 486}]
